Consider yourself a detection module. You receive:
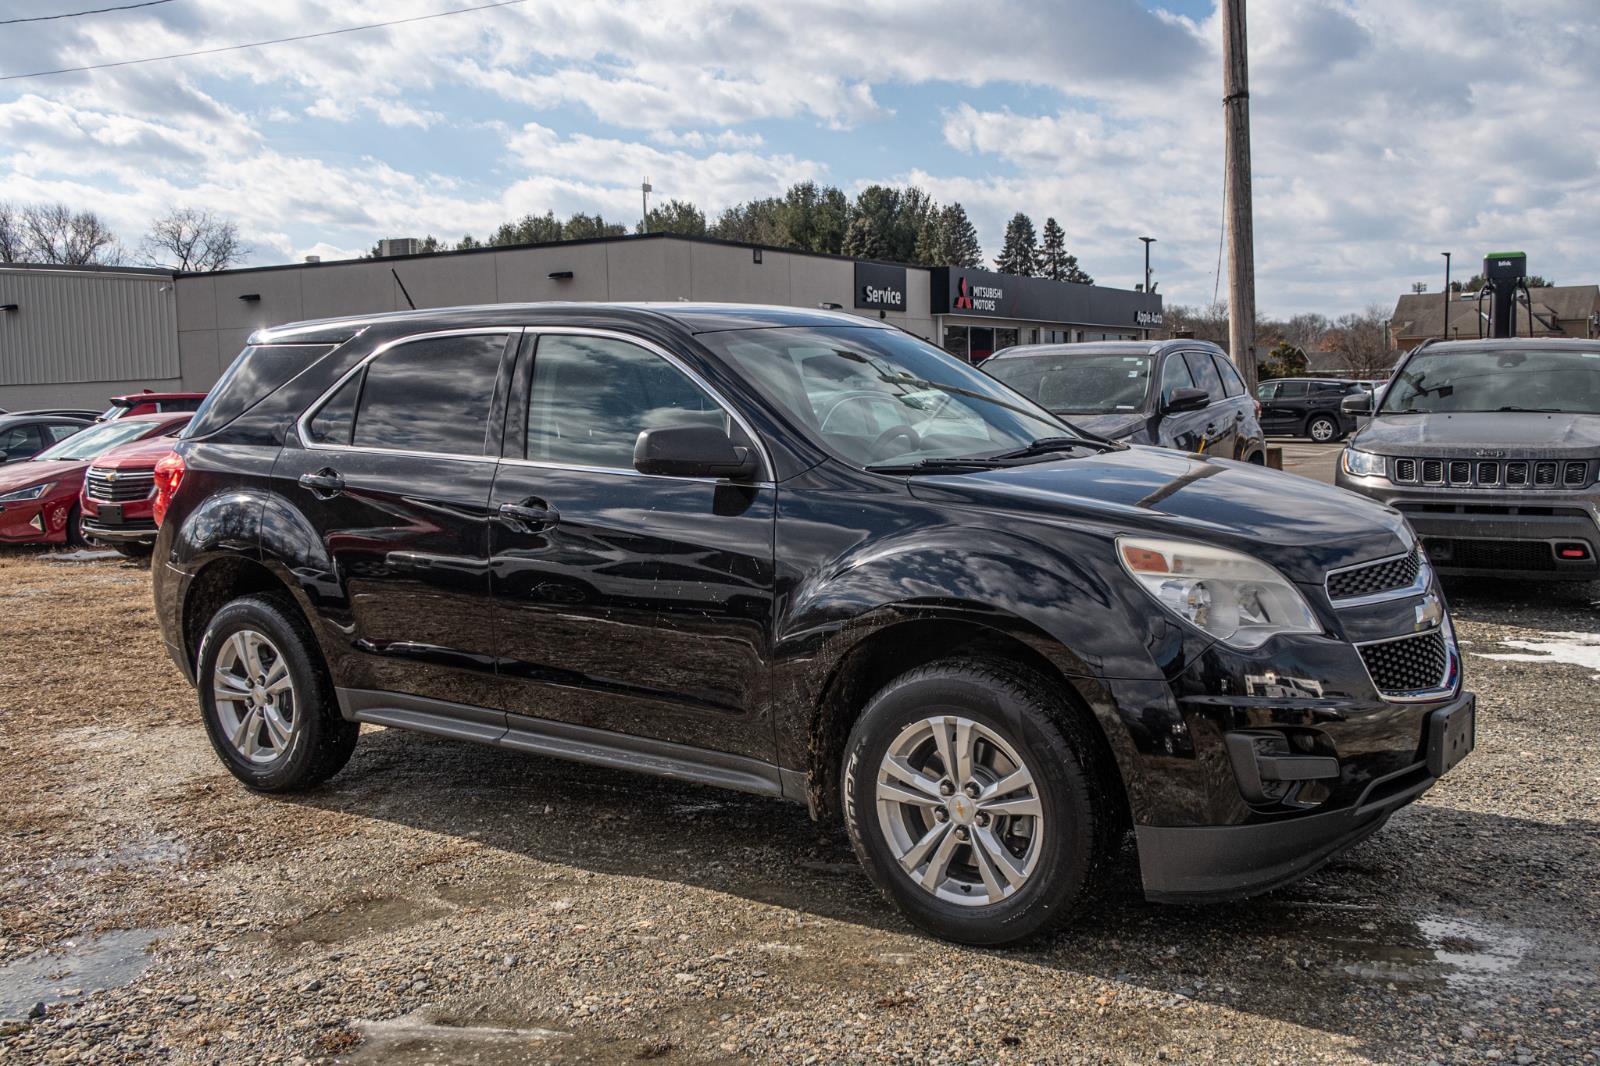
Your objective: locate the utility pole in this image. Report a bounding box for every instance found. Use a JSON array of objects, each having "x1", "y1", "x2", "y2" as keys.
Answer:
[
  {"x1": 1222, "y1": 0, "x2": 1258, "y2": 391},
  {"x1": 1441, "y1": 251, "x2": 1452, "y2": 340},
  {"x1": 641, "y1": 177, "x2": 653, "y2": 234}
]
